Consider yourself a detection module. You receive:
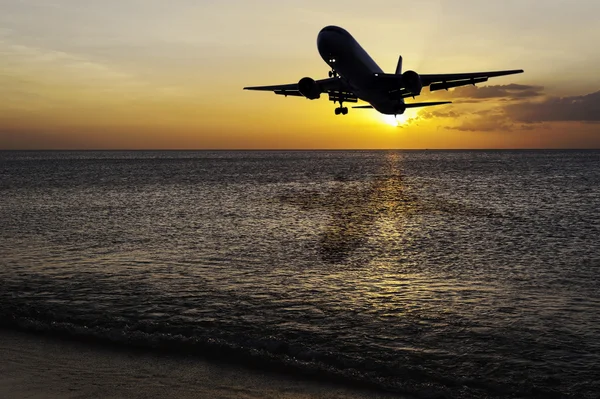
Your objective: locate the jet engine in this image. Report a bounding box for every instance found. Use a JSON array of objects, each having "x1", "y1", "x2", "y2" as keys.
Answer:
[
  {"x1": 298, "y1": 77, "x2": 321, "y2": 100},
  {"x1": 402, "y1": 70, "x2": 422, "y2": 95}
]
